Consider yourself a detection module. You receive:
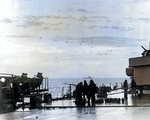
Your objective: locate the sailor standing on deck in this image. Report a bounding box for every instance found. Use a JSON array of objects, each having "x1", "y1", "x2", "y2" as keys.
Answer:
[
  {"x1": 123, "y1": 80, "x2": 128, "y2": 100},
  {"x1": 89, "y1": 80, "x2": 97, "y2": 105},
  {"x1": 75, "y1": 82, "x2": 83, "y2": 105},
  {"x1": 83, "y1": 80, "x2": 89, "y2": 100},
  {"x1": 131, "y1": 79, "x2": 137, "y2": 97}
]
